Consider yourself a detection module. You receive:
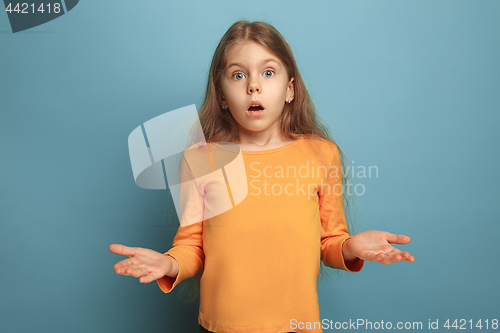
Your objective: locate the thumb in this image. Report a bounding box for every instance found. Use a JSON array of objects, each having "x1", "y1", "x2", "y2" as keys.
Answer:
[{"x1": 384, "y1": 232, "x2": 411, "y2": 245}]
